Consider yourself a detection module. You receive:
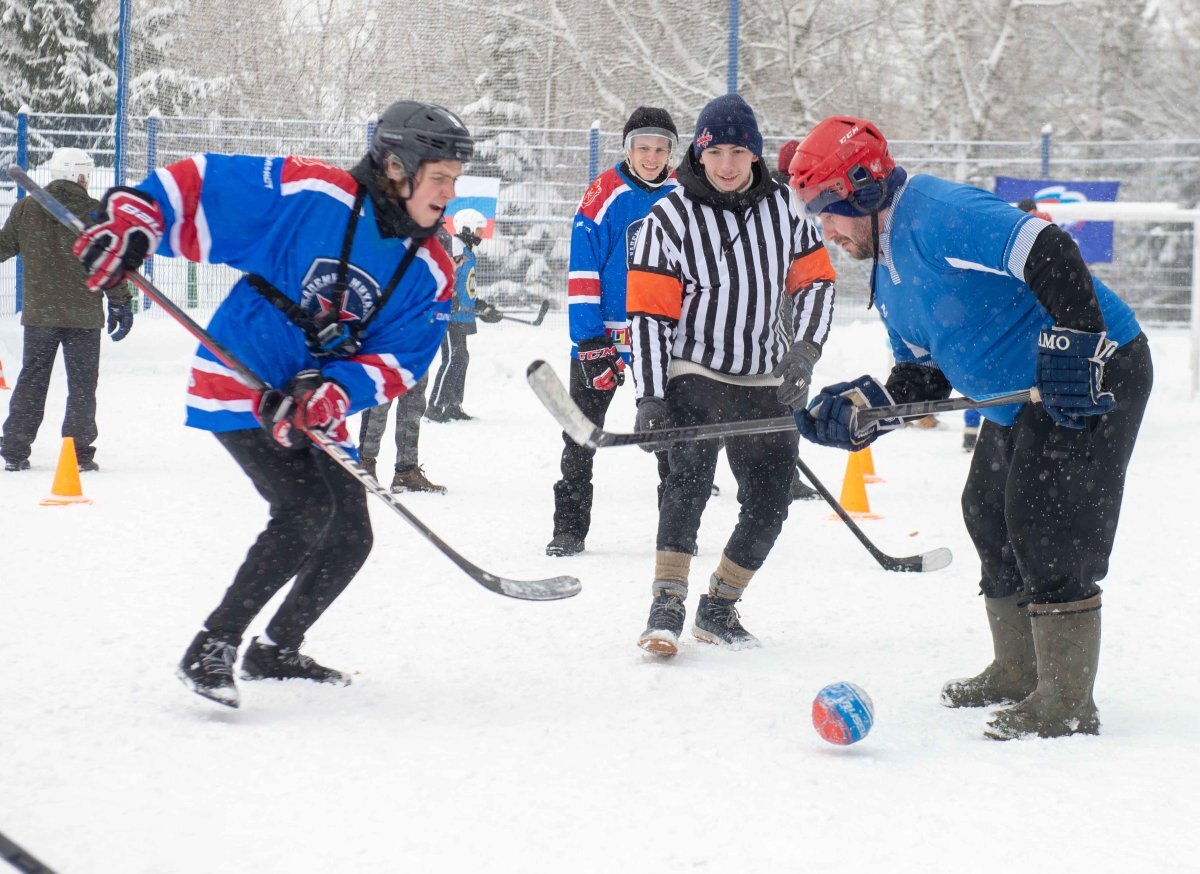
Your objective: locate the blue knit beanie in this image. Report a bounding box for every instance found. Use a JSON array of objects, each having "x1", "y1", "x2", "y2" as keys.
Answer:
[{"x1": 692, "y1": 94, "x2": 763, "y2": 160}]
